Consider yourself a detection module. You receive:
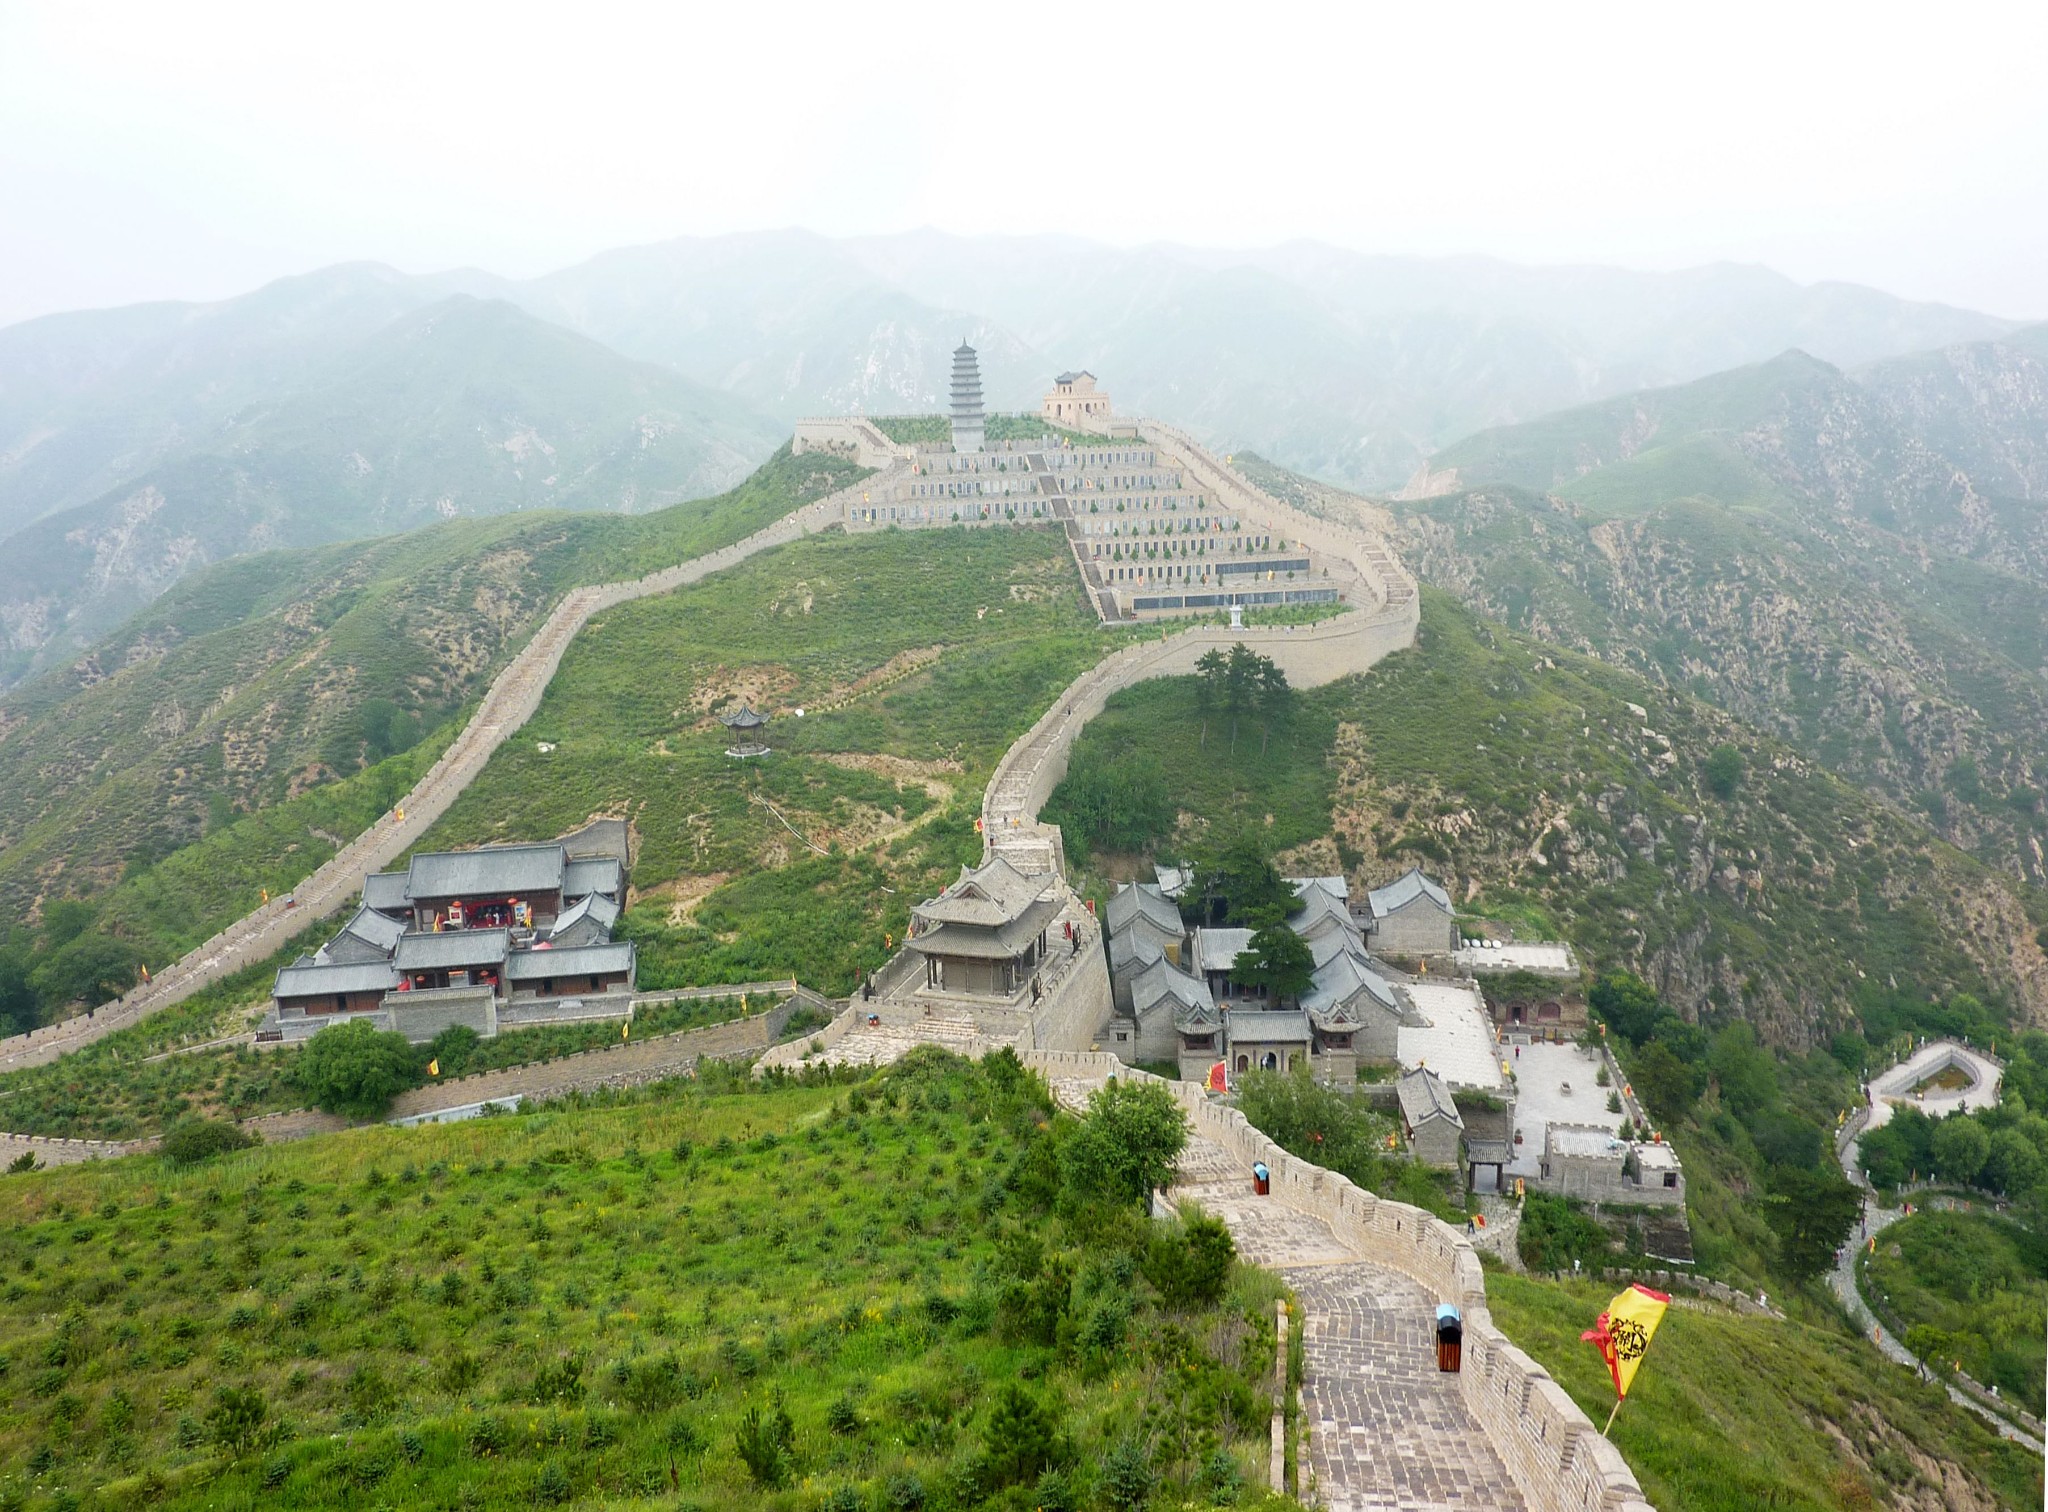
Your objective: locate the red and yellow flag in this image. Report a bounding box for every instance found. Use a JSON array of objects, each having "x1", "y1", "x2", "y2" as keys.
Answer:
[{"x1": 1581, "y1": 1284, "x2": 1670, "y2": 1402}]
